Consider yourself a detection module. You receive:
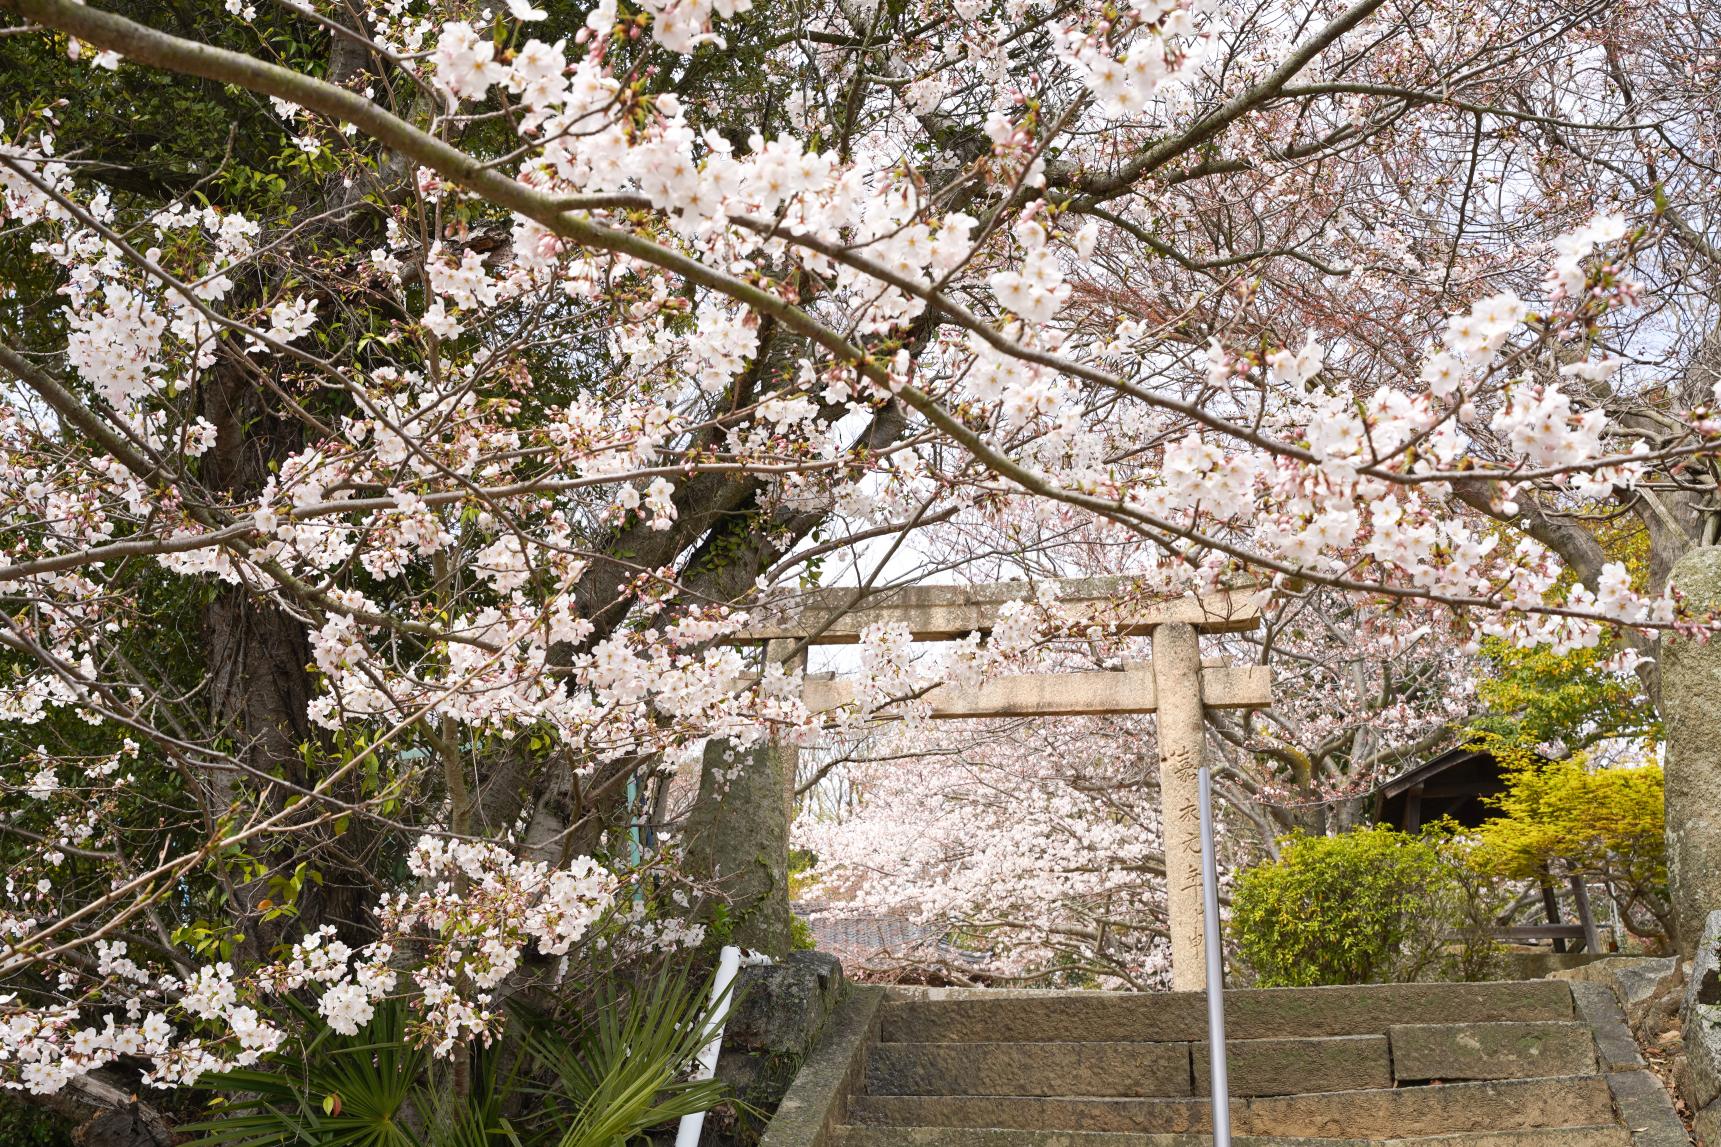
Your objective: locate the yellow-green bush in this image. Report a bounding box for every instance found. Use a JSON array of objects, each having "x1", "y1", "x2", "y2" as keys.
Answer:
[
  {"x1": 1230, "y1": 826, "x2": 1505, "y2": 987},
  {"x1": 1470, "y1": 743, "x2": 1669, "y2": 943}
]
